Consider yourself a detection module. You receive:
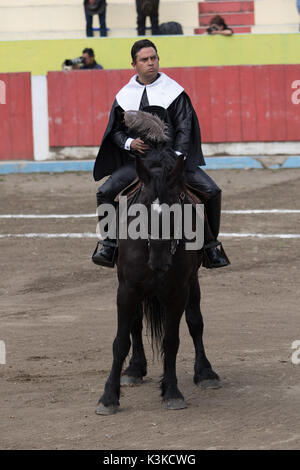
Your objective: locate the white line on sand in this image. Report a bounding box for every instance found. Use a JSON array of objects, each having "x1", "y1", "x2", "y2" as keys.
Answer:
[
  {"x1": 0, "y1": 214, "x2": 96, "y2": 219},
  {"x1": 0, "y1": 209, "x2": 299, "y2": 218},
  {"x1": 0, "y1": 233, "x2": 300, "y2": 239},
  {"x1": 220, "y1": 233, "x2": 300, "y2": 239},
  {"x1": 0, "y1": 233, "x2": 97, "y2": 238},
  {"x1": 222, "y1": 209, "x2": 300, "y2": 214}
]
